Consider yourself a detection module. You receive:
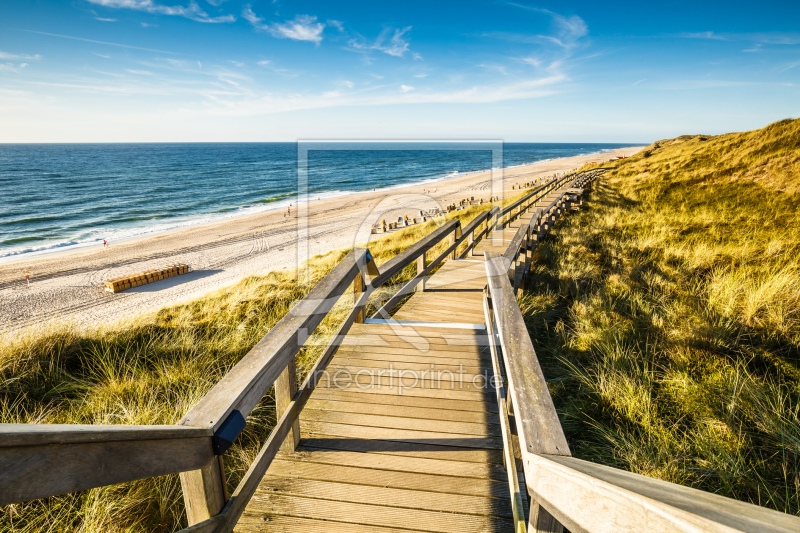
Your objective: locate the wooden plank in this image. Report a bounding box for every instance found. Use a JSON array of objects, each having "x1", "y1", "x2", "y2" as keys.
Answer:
[
  {"x1": 298, "y1": 434, "x2": 504, "y2": 464},
  {"x1": 310, "y1": 388, "x2": 499, "y2": 413},
  {"x1": 0, "y1": 436, "x2": 213, "y2": 506},
  {"x1": 234, "y1": 514, "x2": 430, "y2": 533},
  {"x1": 241, "y1": 492, "x2": 515, "y2": 532},
  {"x1": 254, "y1": 476, "x2": 513, "y2": 517},
  {"x1": 245, "y1": 484, "x2": 510, "y2": 532},
  {"x1": 283, "y1": 446, "x2": 507, "y2": 480},
  {"x1": 301, "y1": 420, "x2": 504, "y2": 449},
  {"x1": 267, "y1": 458, "x2": 508, "y2": 496},
  {"x1": 330, "y1": 356, "x2": 490, "y2": 374},
  {"x1": 302, "y1": 408, "x2": 501, "y2": 437},
  {"x1": 314, "y1": 381, "x2": 496, "y2": 402},
  {"x1": 339, "y1": 337, "x2": 492, "y2": 352}
]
